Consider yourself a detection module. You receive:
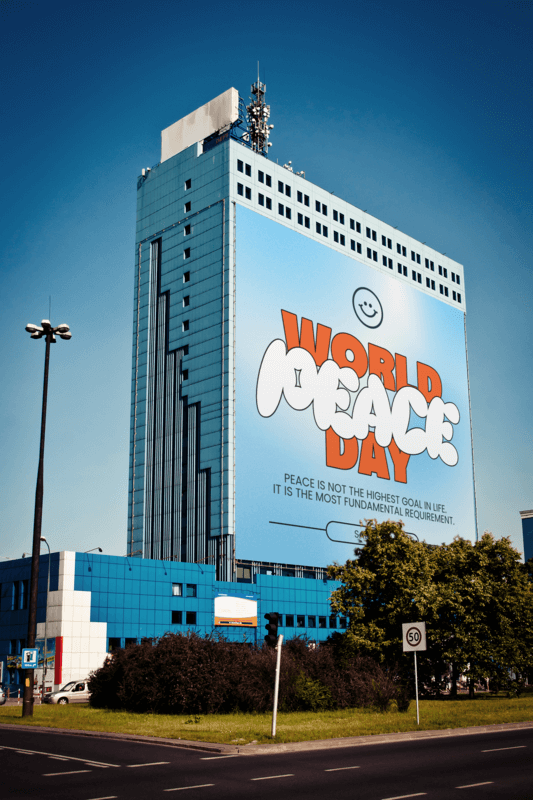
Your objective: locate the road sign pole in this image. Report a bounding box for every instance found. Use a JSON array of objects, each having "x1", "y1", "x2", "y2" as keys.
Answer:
[
  {"x1": 271, "y1": 634, "x2": 283, "y2": 738},
  {"x1": 414, "y1": 651, "x2": 419, "y2": 725}
]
